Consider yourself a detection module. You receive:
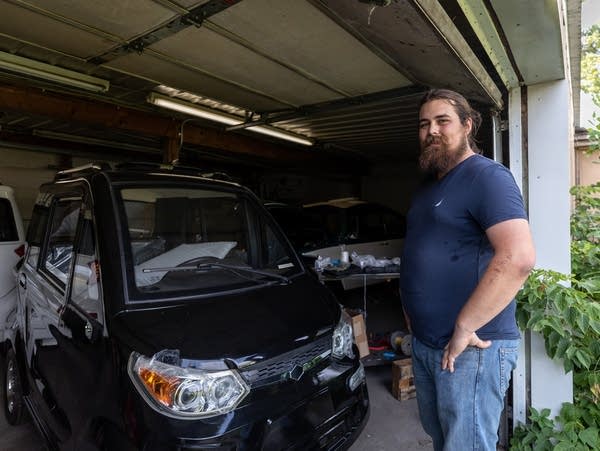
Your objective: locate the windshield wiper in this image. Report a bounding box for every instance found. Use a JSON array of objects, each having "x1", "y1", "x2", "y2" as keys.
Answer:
[{"x1": 142, "y1": 262, "x2": 291, "y2": 284}]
